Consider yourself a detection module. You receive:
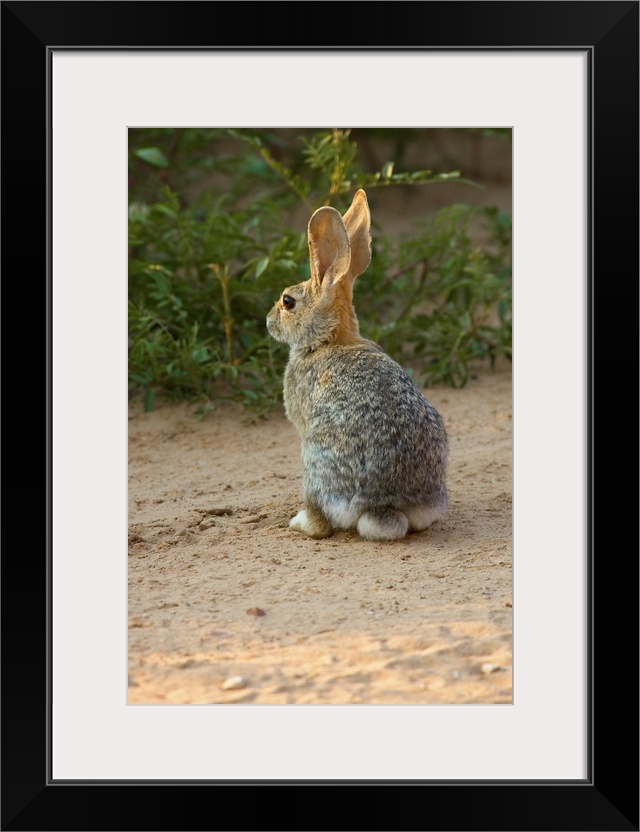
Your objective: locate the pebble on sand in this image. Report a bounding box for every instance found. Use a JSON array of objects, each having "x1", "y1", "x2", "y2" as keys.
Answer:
[{"x1": 222, "y1": 675, "x2": 247, "y2": 690}]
